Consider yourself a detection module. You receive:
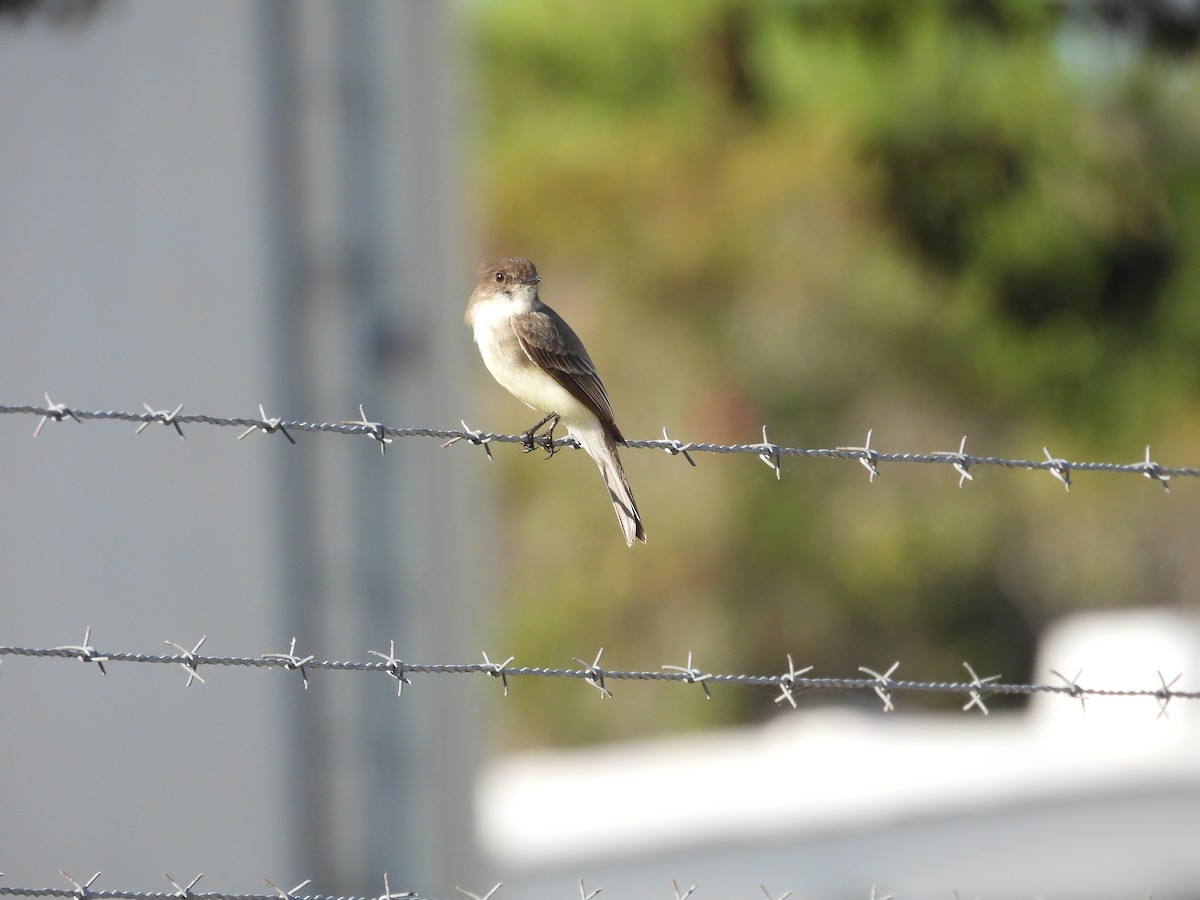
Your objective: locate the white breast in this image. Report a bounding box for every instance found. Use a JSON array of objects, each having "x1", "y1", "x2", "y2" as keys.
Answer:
[{"x1": 470, "y1": 294, "x2": 592, "y2": 426}]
